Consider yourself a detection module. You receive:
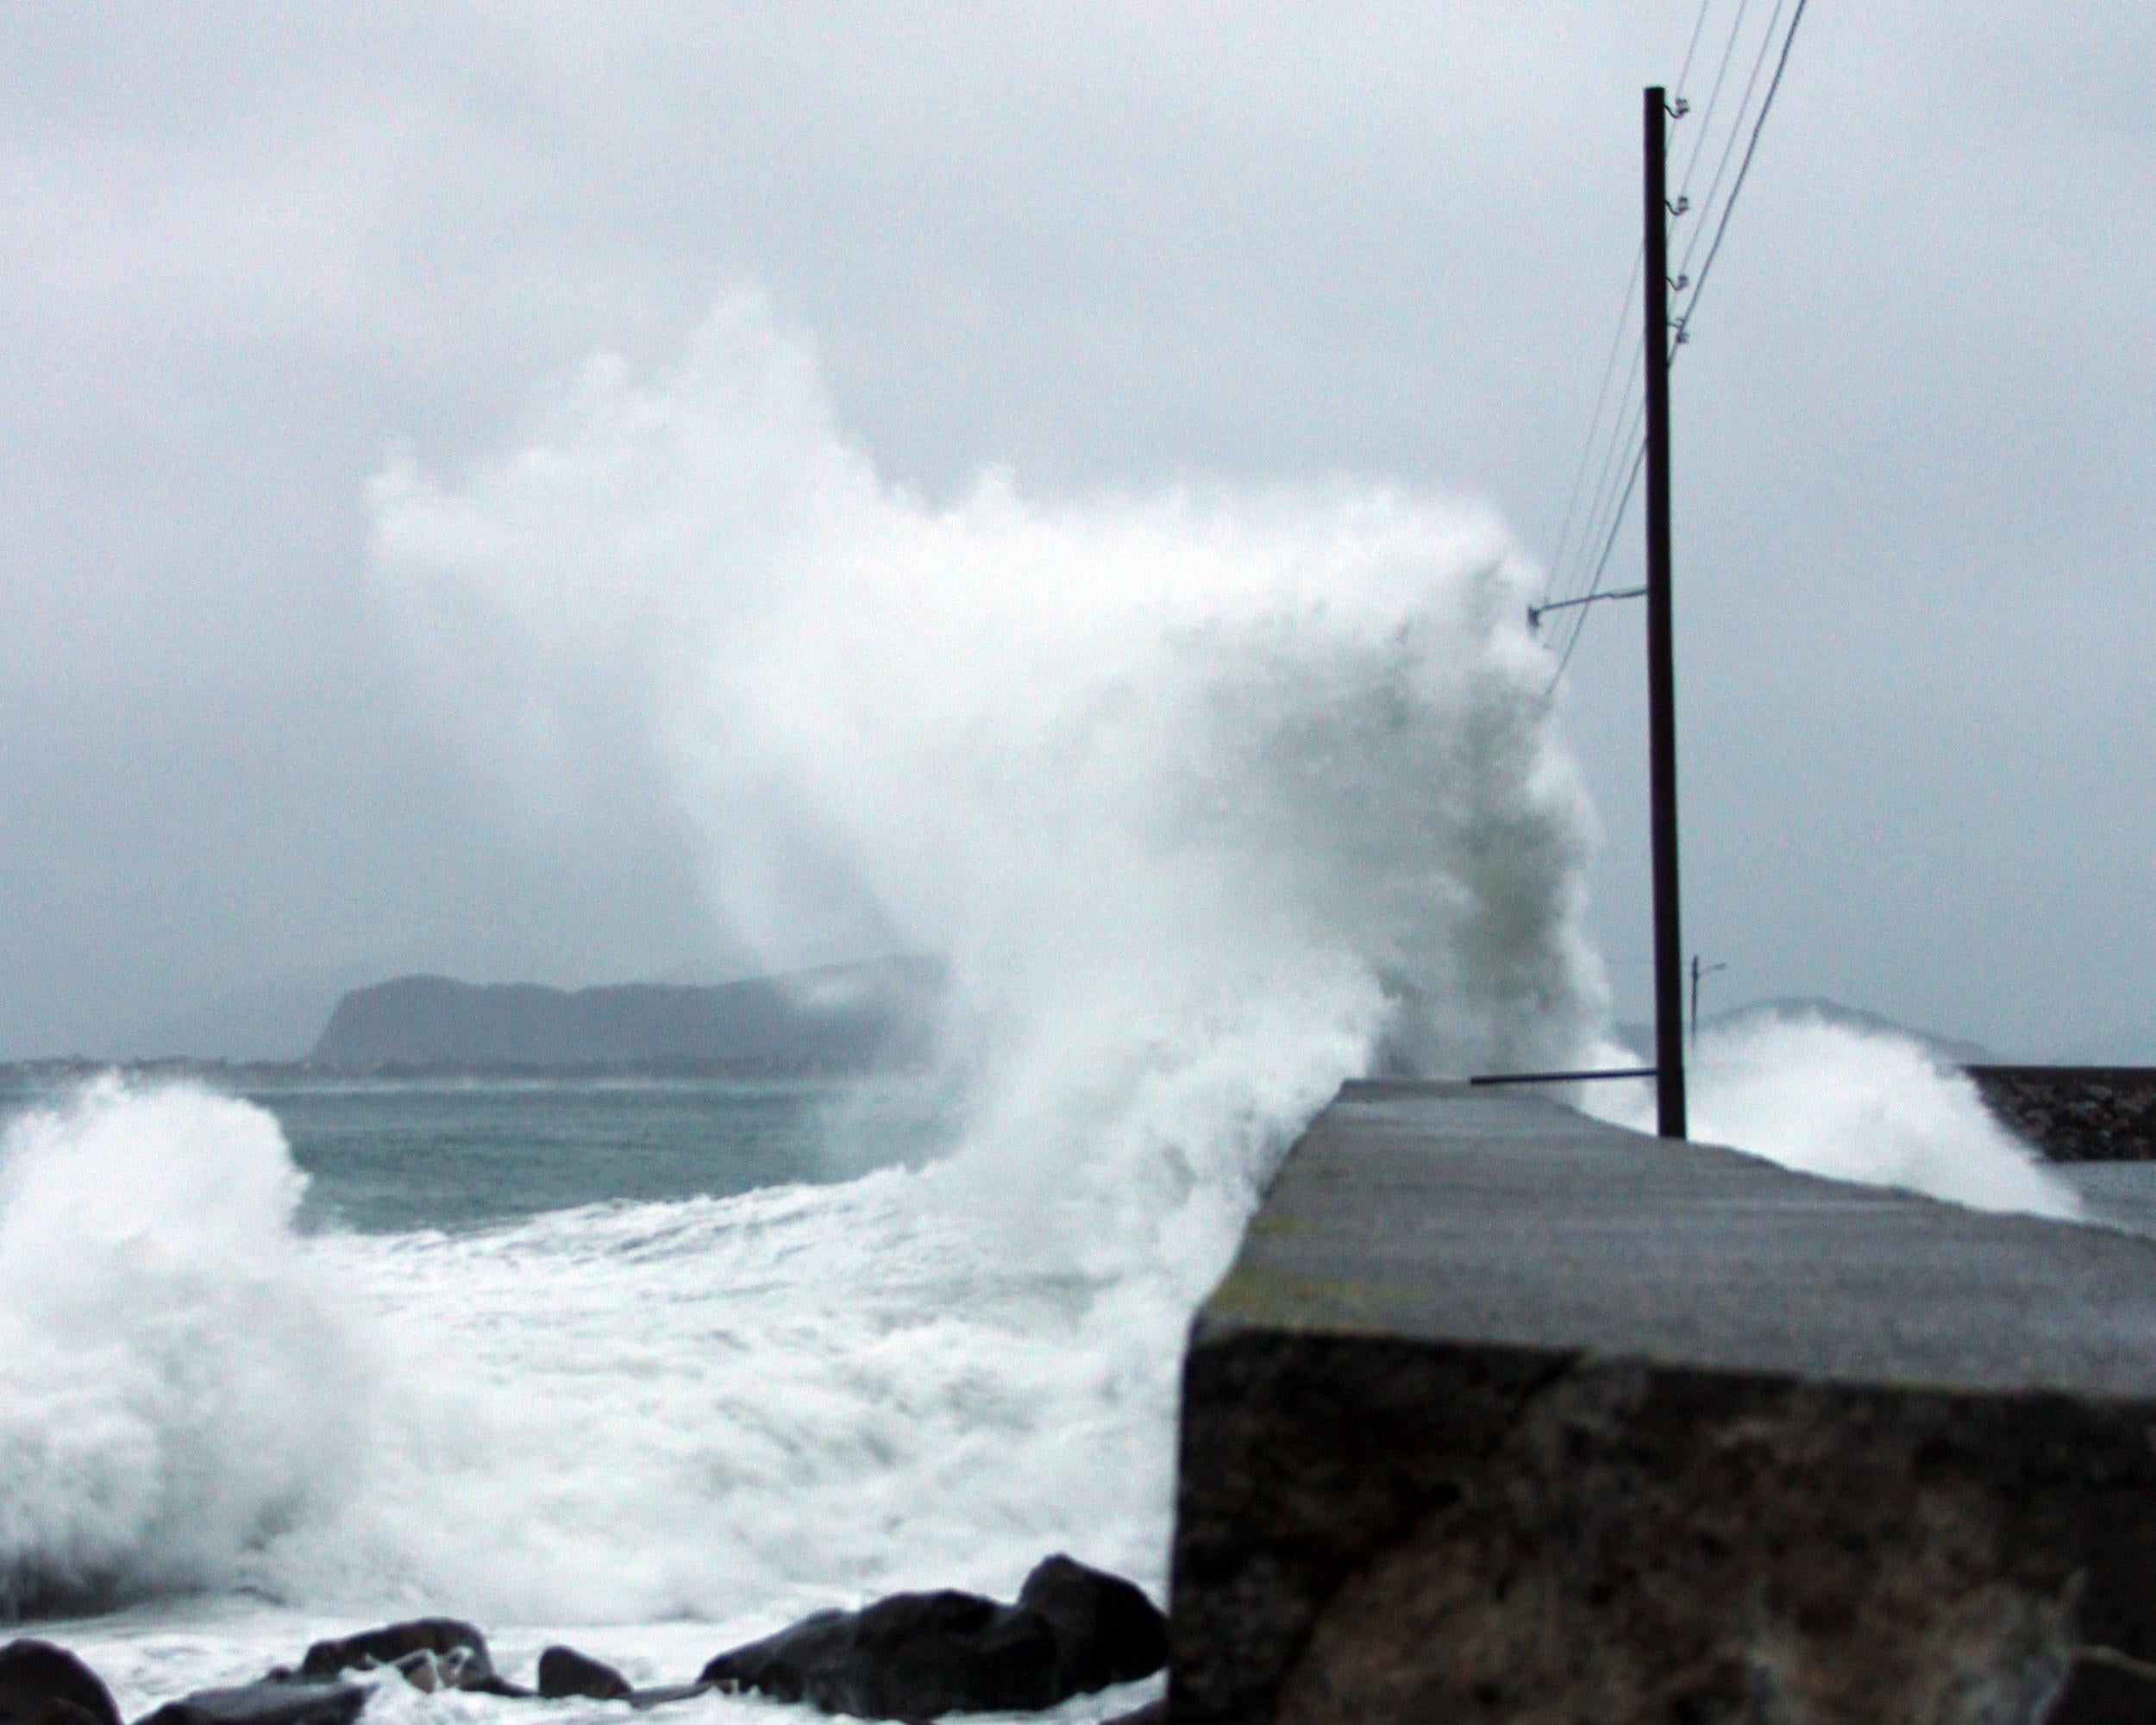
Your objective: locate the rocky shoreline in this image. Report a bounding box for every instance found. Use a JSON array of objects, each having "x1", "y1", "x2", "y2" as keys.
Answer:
[
  {"x1": 0, "y1": 1557, "x2": 1165, "y2": 1725},
  {"x1": 1965, "y1": 1065, "x2": 2156, "y2": 1162}
]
